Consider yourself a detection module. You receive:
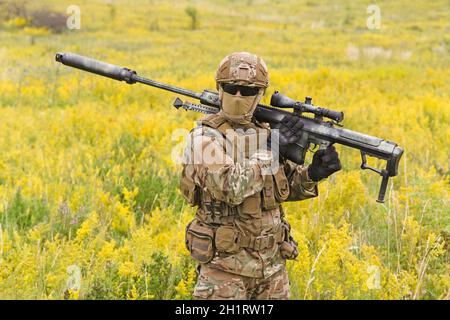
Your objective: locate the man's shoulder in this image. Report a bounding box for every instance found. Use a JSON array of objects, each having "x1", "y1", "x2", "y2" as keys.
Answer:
[
  {"x1": 197, "y1": 113, "x2": 228, "y2": 129},
  {"x1": 190, "y1": 113, "x2": 231, "y2": 138},
  {"x1": 190, "y1": 119, "x2": 224, "y2": 140}
]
